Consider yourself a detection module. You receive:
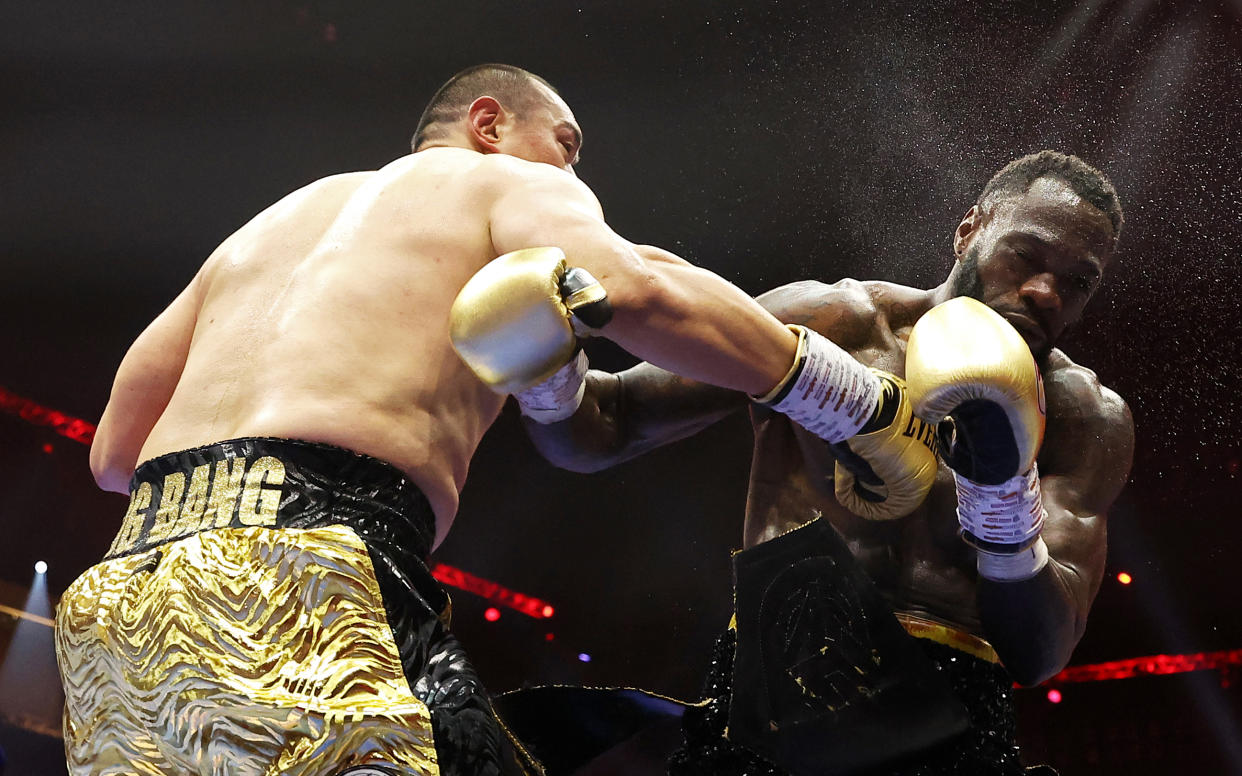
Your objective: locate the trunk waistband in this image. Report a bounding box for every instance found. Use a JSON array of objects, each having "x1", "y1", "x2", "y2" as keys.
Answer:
[
  {"x1": 896, "y1": 612, "x2": 1000, "y2": 664},
  {"x1": 105, "y1": 437, "x2": 437, "y2": 562}
]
